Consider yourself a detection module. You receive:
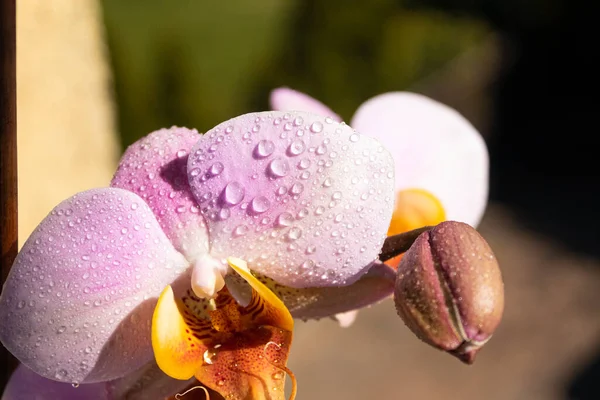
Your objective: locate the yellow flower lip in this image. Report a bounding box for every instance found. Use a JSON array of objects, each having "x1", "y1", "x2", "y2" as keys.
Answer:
[
  {"x1": 385, "y1": 188, "x2": 446, "y2": 267},
  {"x1": 152, "y1": 257, "x2": 295, "y2": 400}
]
